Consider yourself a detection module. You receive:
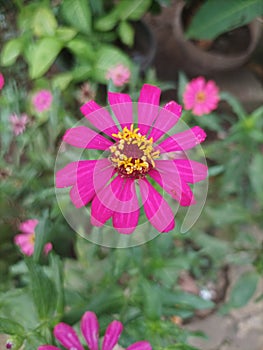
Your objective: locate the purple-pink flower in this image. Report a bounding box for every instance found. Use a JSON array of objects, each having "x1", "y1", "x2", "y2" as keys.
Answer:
[
  {"x1": 32, "y1": 89, "x2": 53, "y2": 113},
  {"x1": 106, "y1": 64, "x2": 131, "y2": 87},
  {"x1": 9, "y1": 113, "x2": 29, "y2": 136},
  {"x1": 183, "y1": 76, "x2": 219, "y2": 116},
  {"x1": 38, "y1": 310, "x2": 151, "y2": 350},
  {"x1": 0, "y1": 73, "x2": 4, "y2": 90},
  {"x1": 56, "y1": 84, "x2": 207, "y2": 234},
  {"x1": 14, "y1": 219, "x2": 52, "y2": 256}
]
